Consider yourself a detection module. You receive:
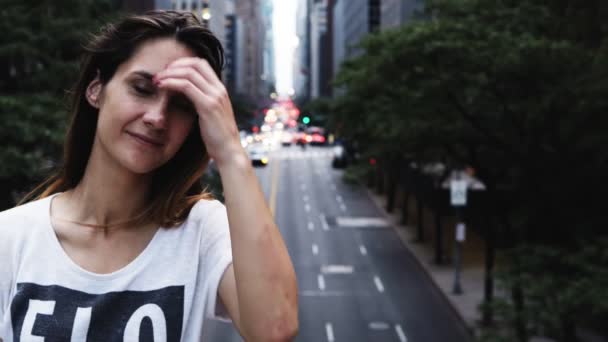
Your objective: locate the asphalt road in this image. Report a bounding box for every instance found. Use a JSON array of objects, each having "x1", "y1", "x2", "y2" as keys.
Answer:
[{"x1": 203, "y1": 145, "x2": 471, "y2": 342}]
